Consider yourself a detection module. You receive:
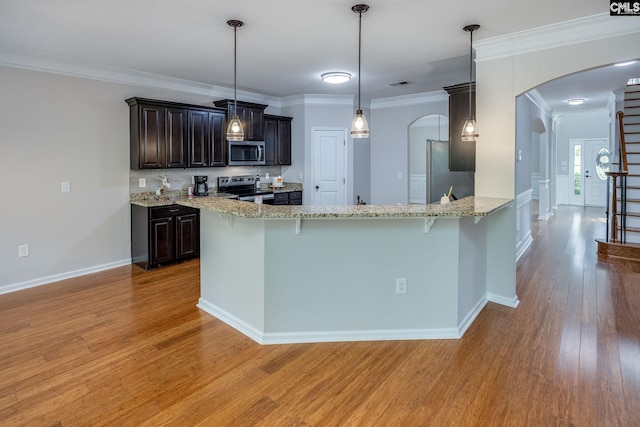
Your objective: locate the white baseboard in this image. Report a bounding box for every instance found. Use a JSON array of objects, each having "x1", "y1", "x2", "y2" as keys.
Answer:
[
  {"x1": 0, "y1": 259, "x2": 132, "y2": 295},
  {"x1": 197, "y1": 296, "x2": 491, "y2": 345},
  {"x1": 197, "y1": 298, "x2": 265, "y2": 344},
  {"x1": 457, "y1": 296, "x2": 488, "y2": 337},
  {"x1": 488, "y1": 293, "x2": 520, "y2": 308},
  {"x1": 538, "y1": 212, "x2": 553, "y2": 221}
]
